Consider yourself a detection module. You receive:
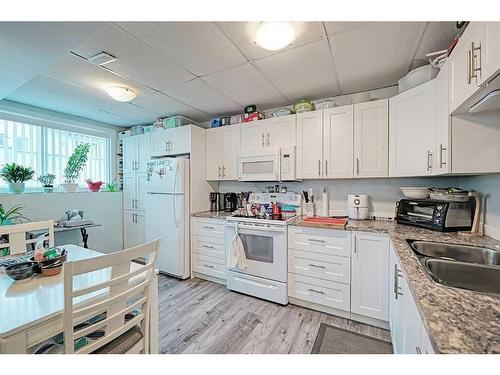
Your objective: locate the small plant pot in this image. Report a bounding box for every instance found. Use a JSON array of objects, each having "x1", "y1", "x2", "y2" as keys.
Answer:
[
  {"x1": 62, "y1": 183, "x2": 78, "y2": 193},
  {"x1": 8, "y1": 182, "x2": 25, "y2": 194},
  {"x1": 42, "y1": 185, "x2": 54, "y2": 193}
]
